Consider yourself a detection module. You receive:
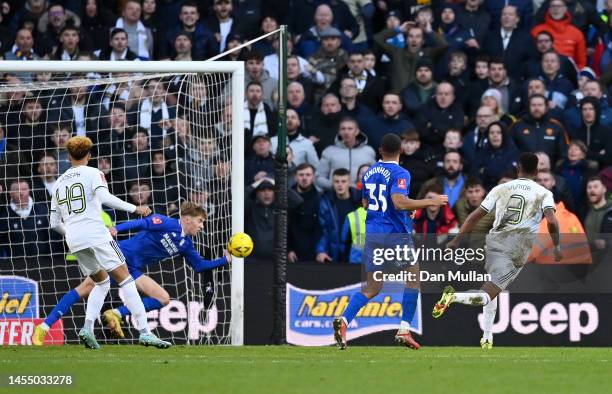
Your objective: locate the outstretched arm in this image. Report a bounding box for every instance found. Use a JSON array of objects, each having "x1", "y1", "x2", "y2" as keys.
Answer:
[
  {"x1": 182, "y1": 243, "x2": 230, "y2": 272},
  {"x1": 391, "y1": 193, "x2": 448, "y2": 211},
  {"x1": 114, "y1": 218, "x2": 149, "y2": 233},
  {"x1": 95, "y1": 187, "x2": 137, "y2": 212},
  {"x1": 113, "y1": 214, "x2": 171, "y2": 234},
  {"x1": 447, "y1": 207, "x2": 488, "y2": 248}
]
